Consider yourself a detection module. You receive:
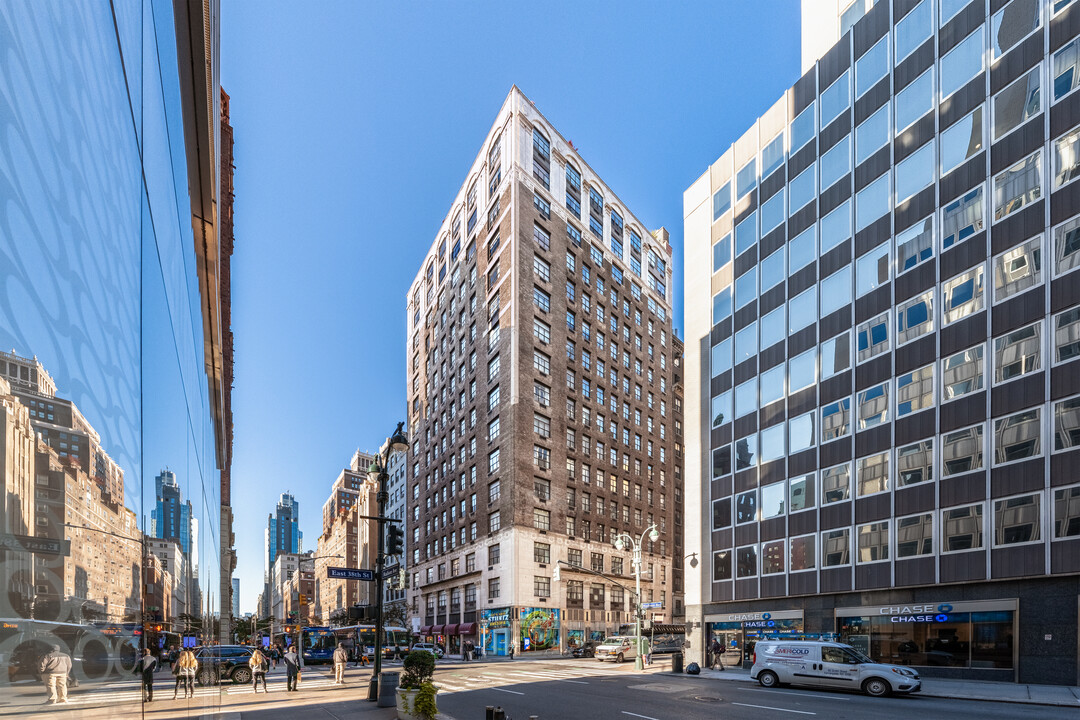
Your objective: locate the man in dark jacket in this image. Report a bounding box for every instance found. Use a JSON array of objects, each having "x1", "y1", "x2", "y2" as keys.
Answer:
[
  {"x1": 282, "y1": 647, "x2": 300, "y2": 691},
  {"x1": 133, "y1": 648, "x2": 158, "y2": 702},
  {"x1": 39, "y1": 645, "x2": 72, "y2": 704}
]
